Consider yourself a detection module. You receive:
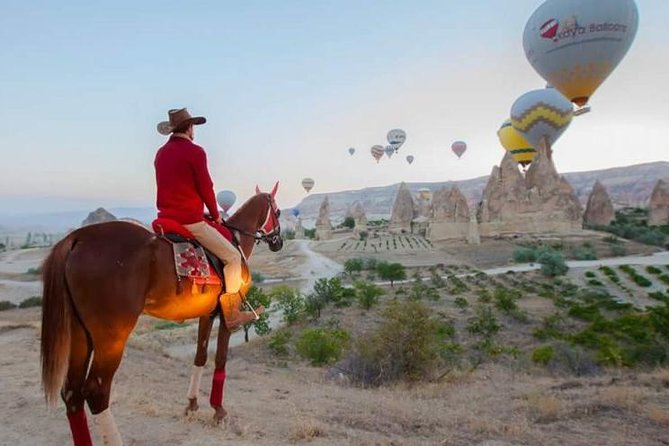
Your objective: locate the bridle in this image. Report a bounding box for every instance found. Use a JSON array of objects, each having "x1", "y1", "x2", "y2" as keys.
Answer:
[{"x1": 223, "y1": 194, "x2": 281, "y2": 246}]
